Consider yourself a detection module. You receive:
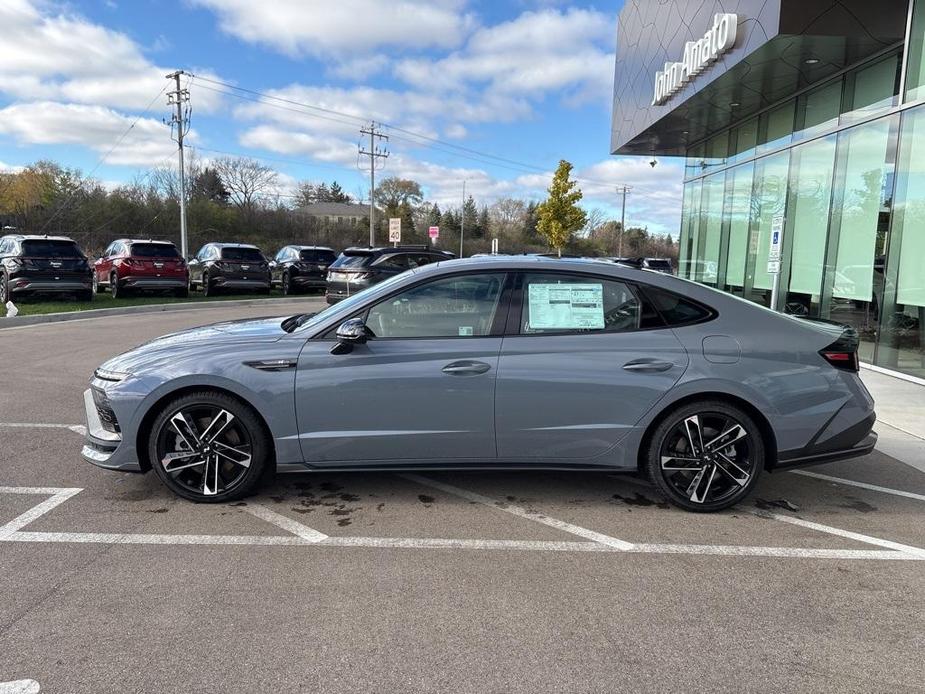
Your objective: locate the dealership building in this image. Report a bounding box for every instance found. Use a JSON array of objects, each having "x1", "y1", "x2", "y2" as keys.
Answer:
[{"x1": 612, "y1": 1, "x2": 925, "y2": 381}]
